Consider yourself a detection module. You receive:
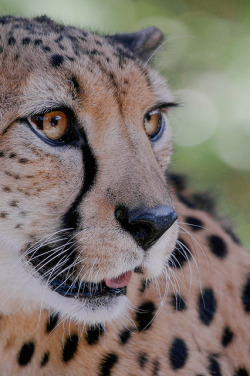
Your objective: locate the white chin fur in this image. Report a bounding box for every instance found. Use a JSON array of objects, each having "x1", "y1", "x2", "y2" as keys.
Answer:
[{"x1": 0, "y1": 257, "x2": 129, "y2": 325}]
